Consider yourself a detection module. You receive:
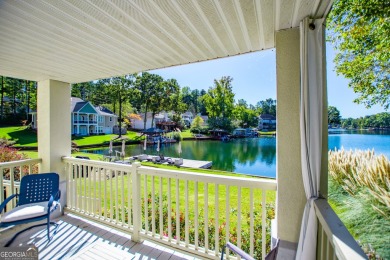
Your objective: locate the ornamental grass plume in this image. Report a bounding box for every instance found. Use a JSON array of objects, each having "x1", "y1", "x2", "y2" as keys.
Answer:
[{"x1": 328, "y1": 148, "x2": 390, "y2": 218}]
